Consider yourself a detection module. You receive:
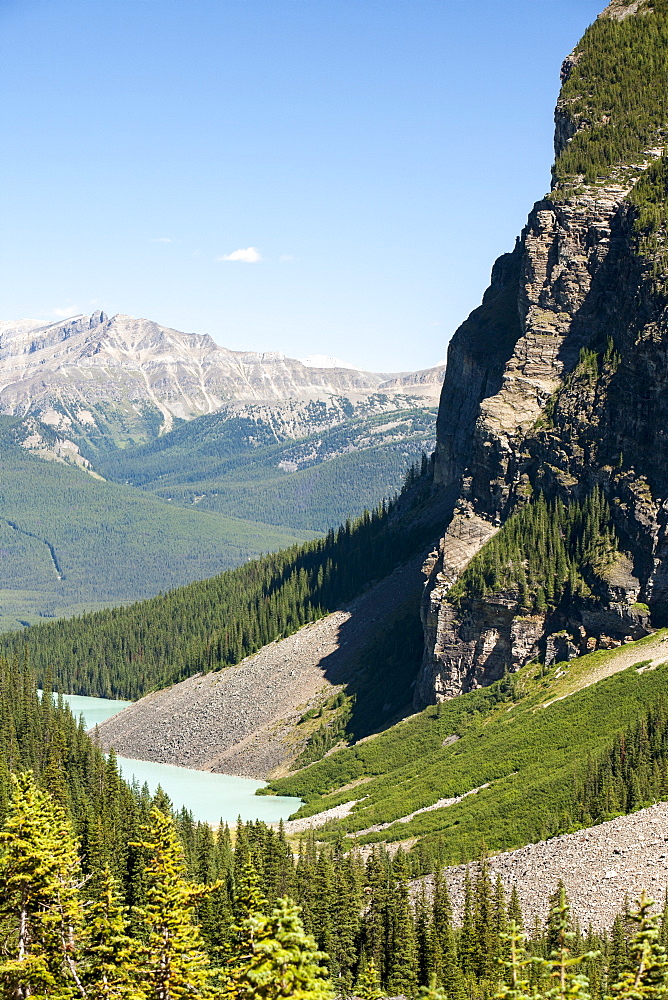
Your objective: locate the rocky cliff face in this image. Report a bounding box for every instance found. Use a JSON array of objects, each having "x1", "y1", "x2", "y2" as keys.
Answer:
[
  {"x1": 0, "y1": 312, "x2": 444, "y2": 450},
  {"x1": 415, "y1": 0, "x2": 668, "y2": 706}
]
